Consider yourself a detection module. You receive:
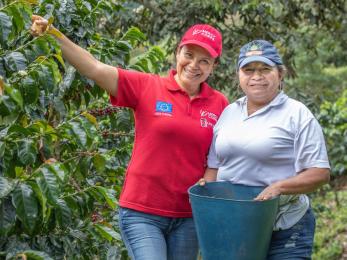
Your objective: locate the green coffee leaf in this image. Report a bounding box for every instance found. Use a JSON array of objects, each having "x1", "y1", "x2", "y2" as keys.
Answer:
[
  {"x1": 0, "y1": 177, "x2": 15, "y2": 198},
  {"x1": 94, "y1": 186, "x2": 117, "y2": 210},
  {"x1": 12, "y1": 183, "x2": 39, "y2": 234},
  {"x1": 5, "y1": 85, "x2": 23, "y2": 108},
  {"x1": 55, "y1": 198, "x2": 72, "y2": 228},
  {"x1": 17, "y1": 138, "x2": 37, "y2": 165},
  {"x1": 94, "y1": 223, "x2": 121, "y2": 242},
  {"x1": 4, "y1": 52, "x2": 27, "y2": 72},
  {"x1": 93, "y1": 154, "x2": 106, "y2": 173},
  {"x1": 0, "y1": 12, "x2": 12, "y2": 47},
  {"x1": 0, "y1": 198, "x2": 16, "y2": 236},
  {"x1": 20, "y1": 250, "x2": 54, "y2": 260},
  {"x1": 37, "y1": 167, "x2": 60, "y2": 205},
  {"x1": 29, "y1": 180, "x2": 48, "y2": 222}
]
